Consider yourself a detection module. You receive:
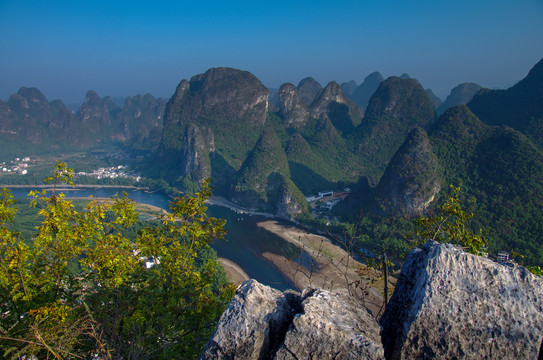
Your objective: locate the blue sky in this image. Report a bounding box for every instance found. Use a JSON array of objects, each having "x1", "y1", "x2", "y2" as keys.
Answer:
[{"x1": 1, "y1": 0, "x2": 542, "y2": 104}]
